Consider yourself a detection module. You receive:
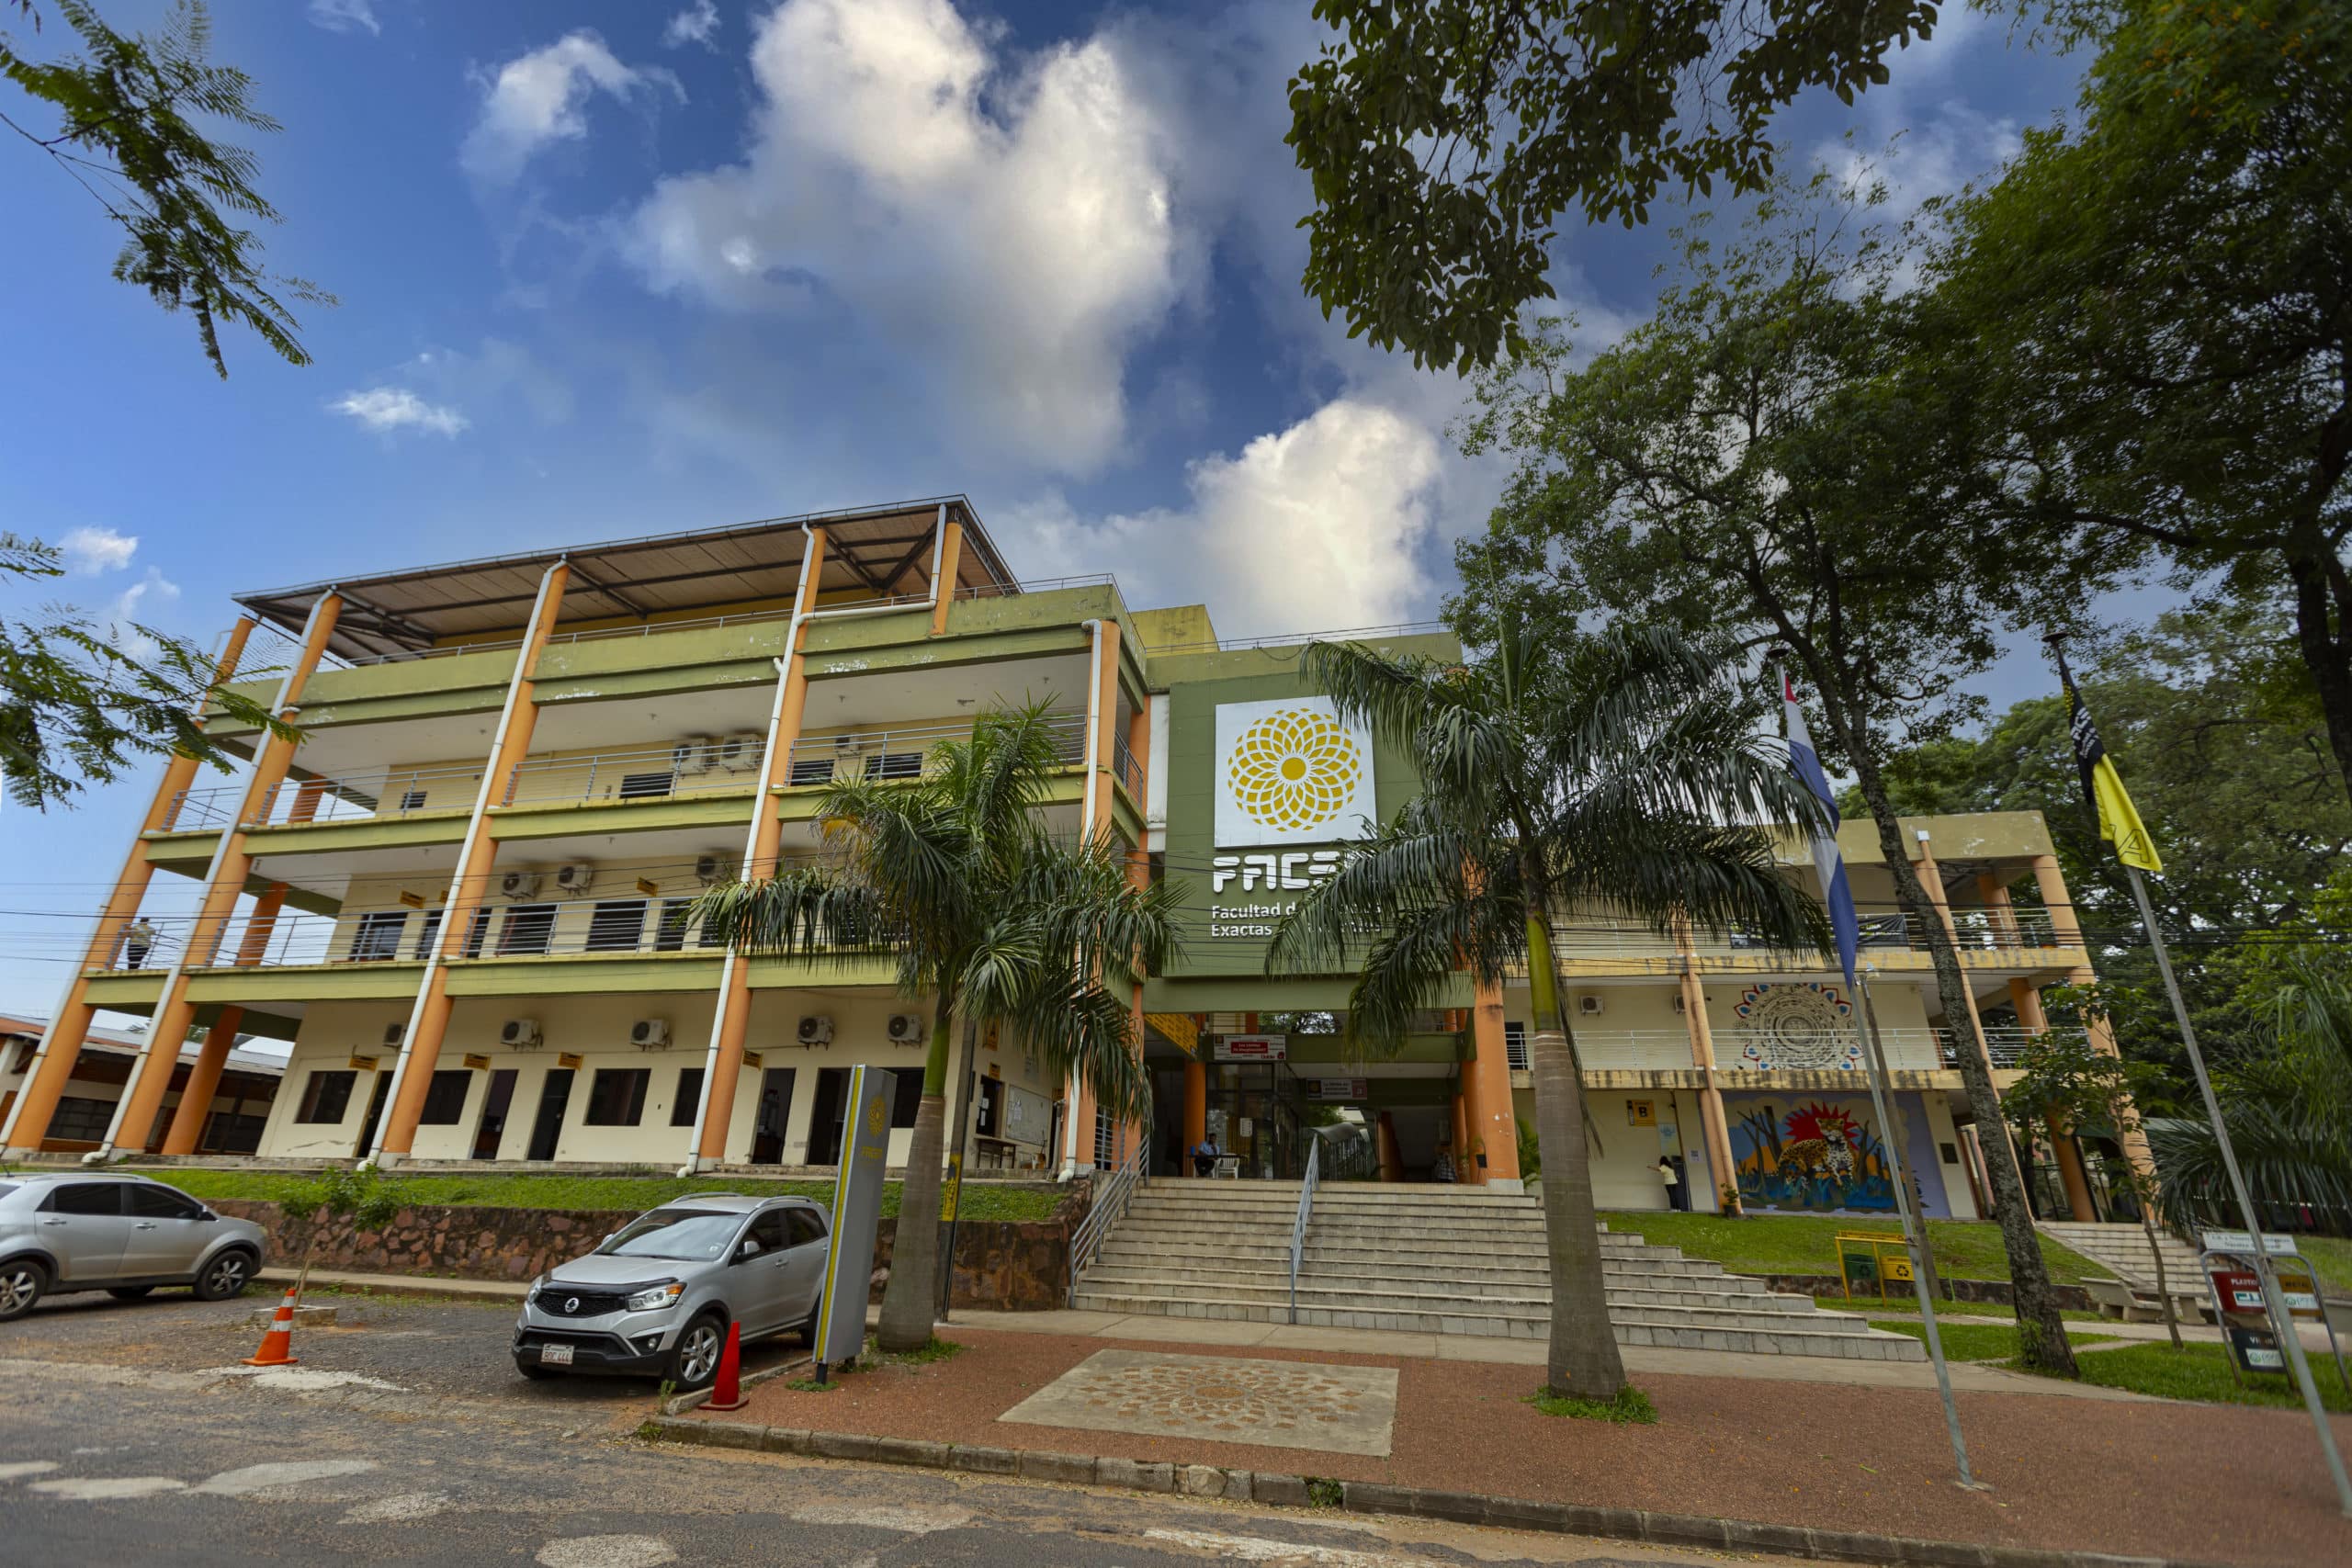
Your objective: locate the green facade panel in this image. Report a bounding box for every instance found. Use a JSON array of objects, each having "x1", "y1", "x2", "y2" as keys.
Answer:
[
  {"x1": 444, "y1": 955, "x2": 723, "y2": 996},
  {"x1": 491, "y1": 792, "x2": 759, "y2": 840}
]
